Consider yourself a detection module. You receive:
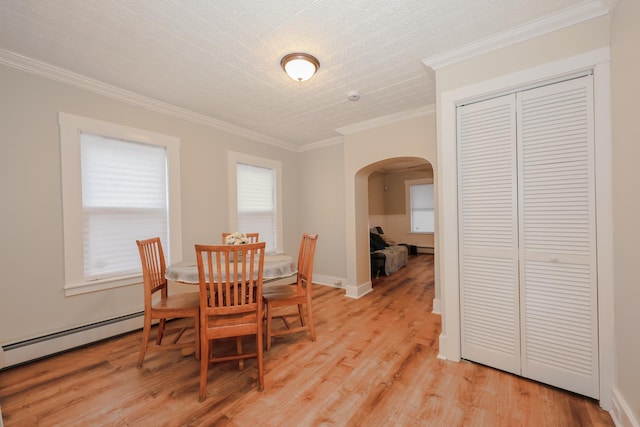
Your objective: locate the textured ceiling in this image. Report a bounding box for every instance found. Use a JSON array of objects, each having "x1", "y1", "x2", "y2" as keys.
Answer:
[{"x1": 0, "y1": 0, "x2": 610, "y2": 149}]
